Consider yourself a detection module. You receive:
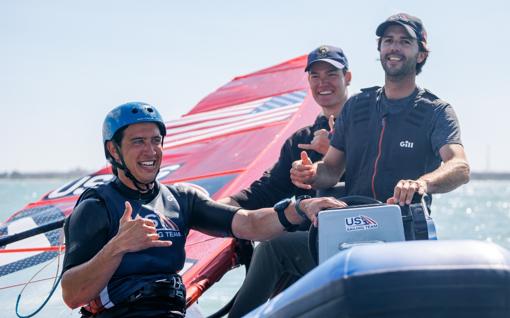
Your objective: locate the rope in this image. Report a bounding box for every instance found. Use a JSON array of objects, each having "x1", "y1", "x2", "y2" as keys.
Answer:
[{"x1": 15, "y1": 233, "x2": 65, "y2": 318}]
